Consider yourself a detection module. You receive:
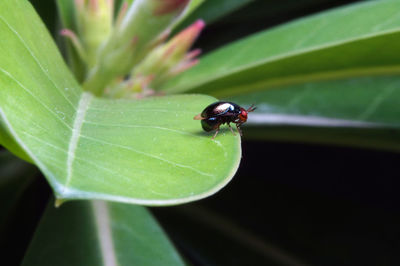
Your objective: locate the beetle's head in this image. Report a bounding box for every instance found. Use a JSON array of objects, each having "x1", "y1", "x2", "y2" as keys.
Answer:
[
  {"x1": 238, "y1": 104, "x2": 256, "y2": 123},
  {"x1": 238, "y1": 108, "x2": 248, "y2": 123}
]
